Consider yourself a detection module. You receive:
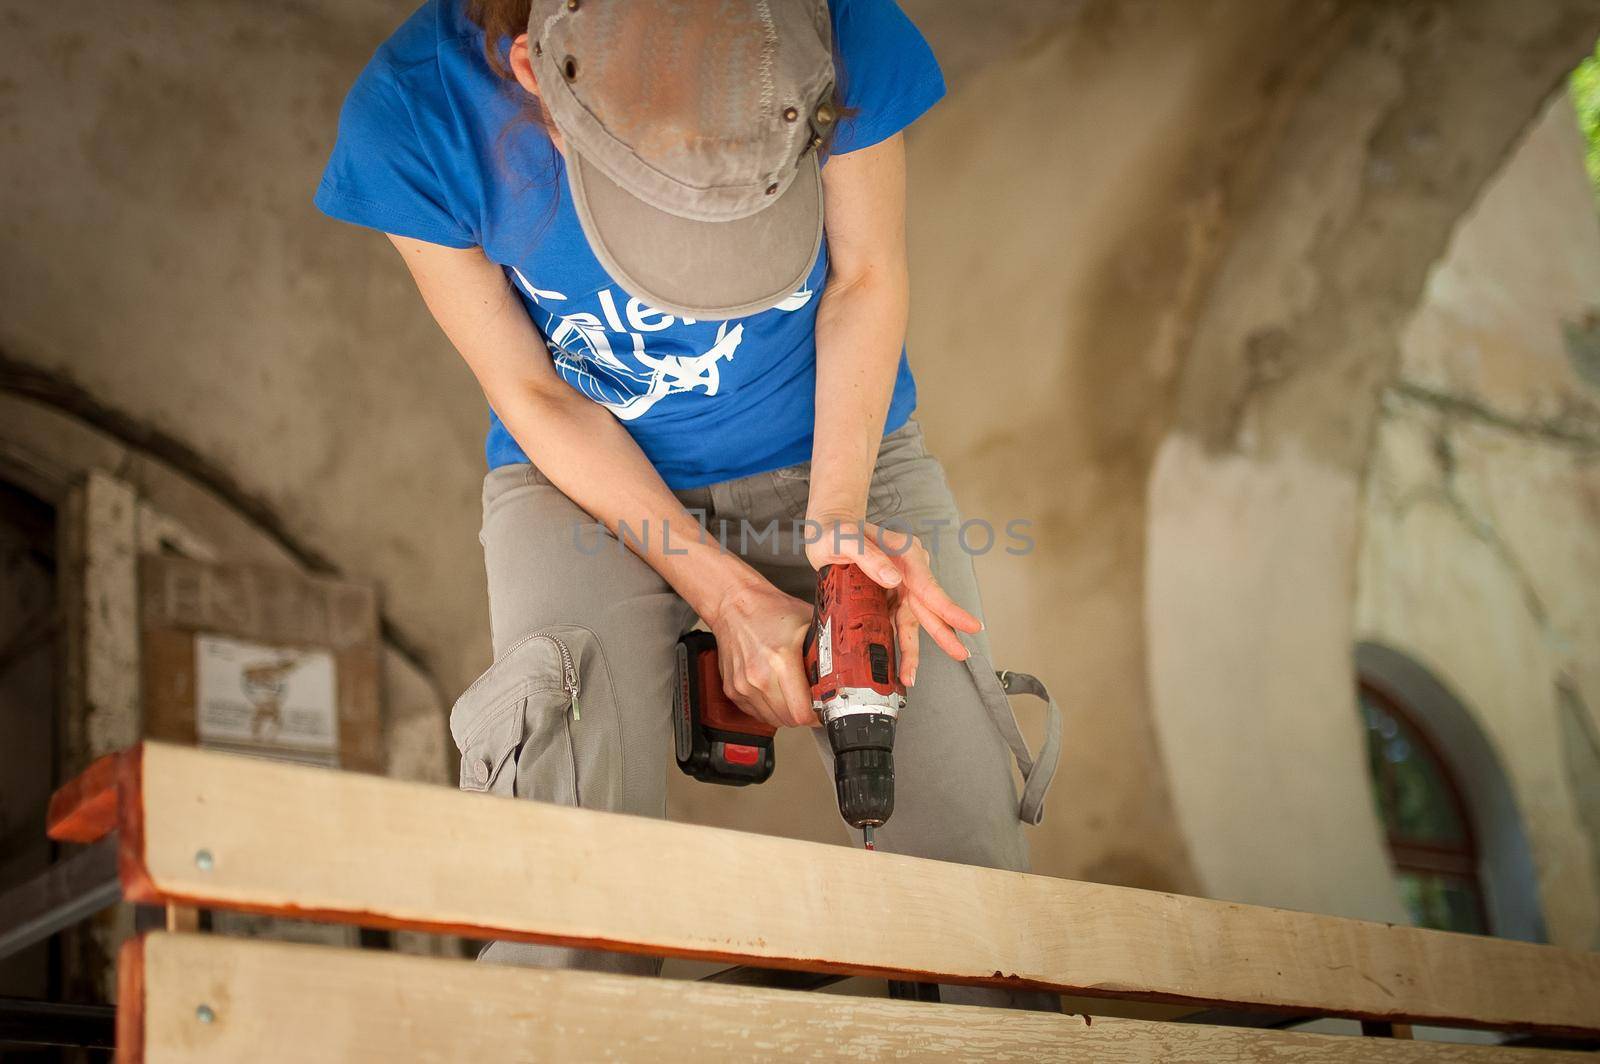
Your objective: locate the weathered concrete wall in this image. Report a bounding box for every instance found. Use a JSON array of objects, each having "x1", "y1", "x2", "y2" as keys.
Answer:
[
  {"x1": 900, "y1": 0, "x2": 1333, "y2": 893},
  {"x1": 1357, "y1": 97, "x2": 1600, "y2": 949},
  {"x1": 1144, "y1": 0, "x2": 1600, "y2": 921},
  {"x1": 0, "y1": 0, "x2": 493, "y2": 701}
]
